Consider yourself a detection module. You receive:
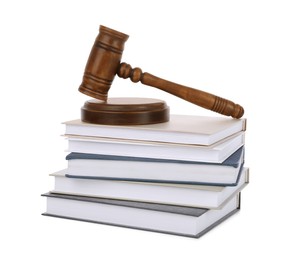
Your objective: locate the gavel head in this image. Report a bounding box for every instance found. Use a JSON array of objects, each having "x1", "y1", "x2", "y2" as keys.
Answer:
[{"x1": 79, "y1": 25, "x2": 129, "y2": 101}]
